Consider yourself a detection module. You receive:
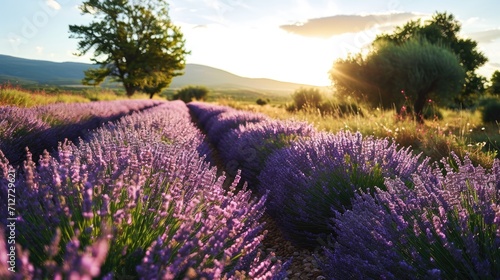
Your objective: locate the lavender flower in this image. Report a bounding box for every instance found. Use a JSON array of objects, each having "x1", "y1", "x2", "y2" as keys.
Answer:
[
  {"x1": 205, "y1": 110, "x2": 268, "y2": 147},
  {"x1": 324, "y1": 154, "x2": 500, "y2": 279},
  {"x1": 1, "y1": 99, "x2": 163, "y2": 166},
  {"x1": 187, "y1": 102, "x2": 234, "y2": 128},
  {"x1": 1, "y1": 100, "x2": 285, "y2": 278},
  {"x1": 258, "y1": 131, "x2": 427, "y2": 247},
  {"x1": 218, "y1": 119, "x2": 316, "y2": 188}
]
